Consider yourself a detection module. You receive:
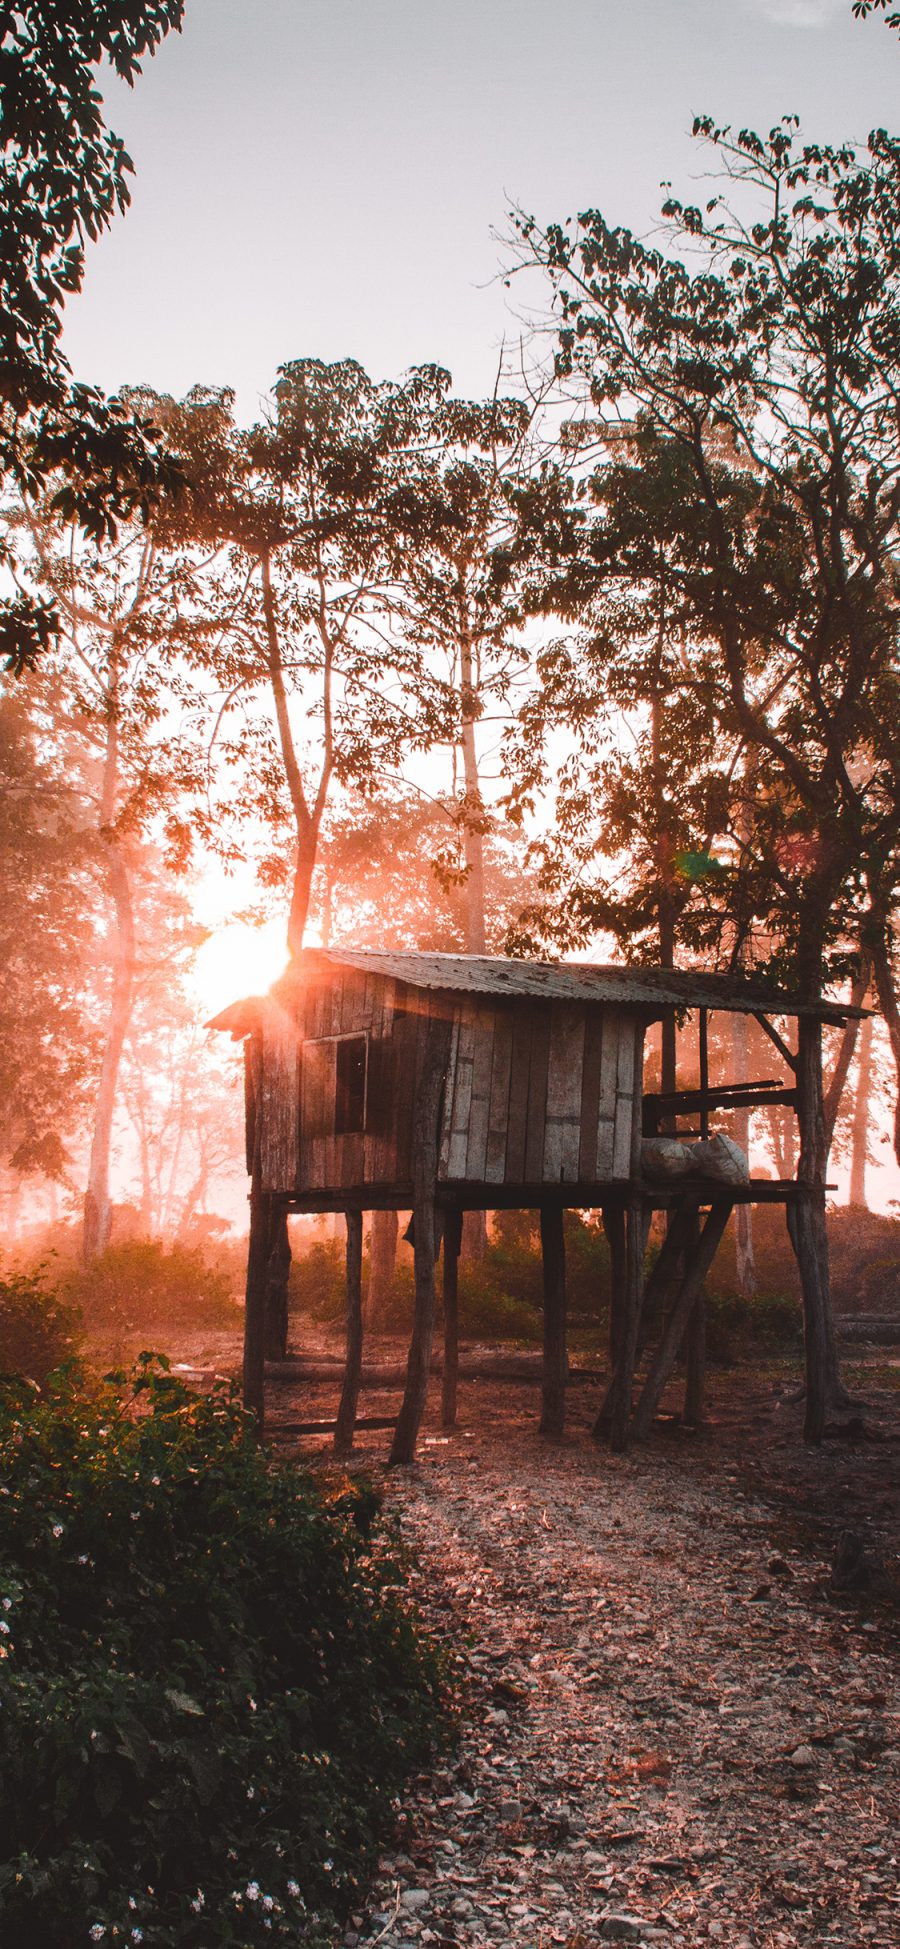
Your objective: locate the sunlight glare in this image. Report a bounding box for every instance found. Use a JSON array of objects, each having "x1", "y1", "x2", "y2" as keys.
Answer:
[{"x1": 192, "y1": 917, "x2": 292, "y2": 1021}]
